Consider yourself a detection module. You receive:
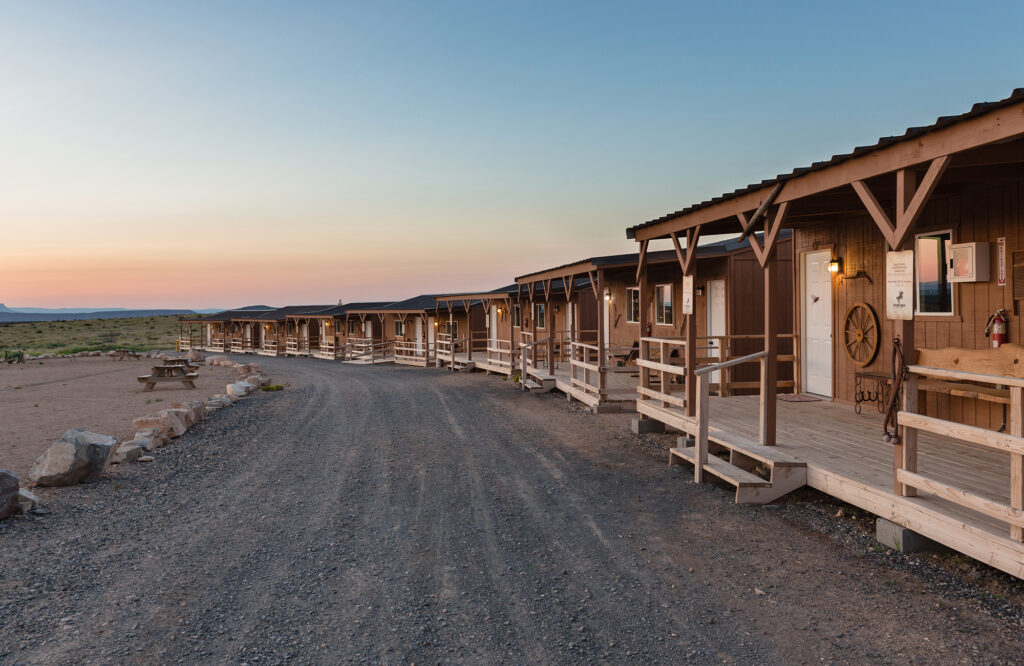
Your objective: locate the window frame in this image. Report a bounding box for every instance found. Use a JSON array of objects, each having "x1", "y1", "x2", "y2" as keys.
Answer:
[
  {"x1": 914, "y1": 228, "x2": 955, "y2": 317},
  {"x1": 655, "y1": 284, "x2": 673, "y2": 326},
  {"x1": 512, "y1": 304, "x2": 521, "y2": 328},
  {"x1": 626, "y1": 287, "x2": 640, "y2": 324},
  {"x1": 347, "y1": 319, "x2": 356, "y2": 336},
  {"x1": 394, "y1": 319, "x2": 404, "y2": 337},
  {"x1": 534, "y1": 303, "x2": 547, "y2": 329}
]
